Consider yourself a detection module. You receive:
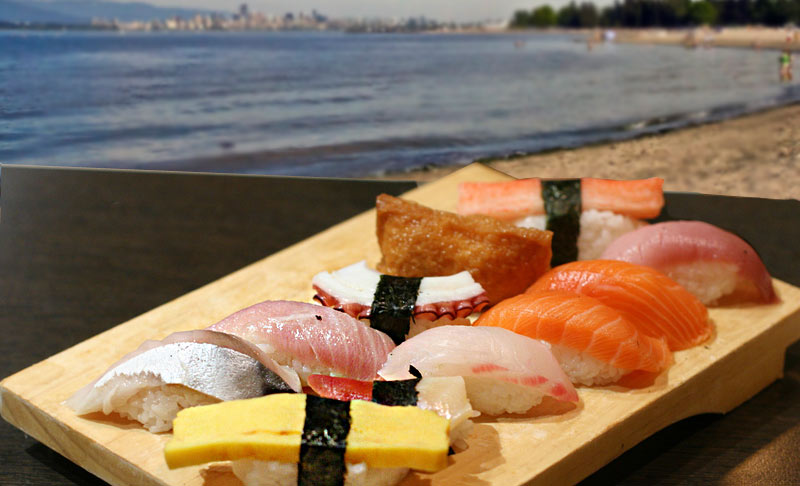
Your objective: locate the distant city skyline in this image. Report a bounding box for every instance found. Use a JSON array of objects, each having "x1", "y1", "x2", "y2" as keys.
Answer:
[{"x1": 114, "y1": 0, "x2": 546, "y2": 22}]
